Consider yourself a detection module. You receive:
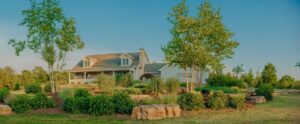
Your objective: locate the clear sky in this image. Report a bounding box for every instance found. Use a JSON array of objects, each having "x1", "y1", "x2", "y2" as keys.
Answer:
[{"x1": 0, "y1": 0, "x2": 299, "y2": 79}]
